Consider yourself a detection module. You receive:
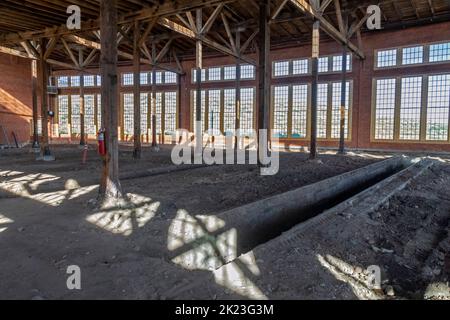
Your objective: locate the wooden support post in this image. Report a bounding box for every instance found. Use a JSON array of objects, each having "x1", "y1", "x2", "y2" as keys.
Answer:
[
  {"x1": 195, "y1": 9, "x2": 203, "y2": 156},
  {"x1": 258, "y1": 0, "x2": 270, "y2": 165},
  {"x1": 310, "y1": 19, "x2": 320, "y2": 160},
  {"x1": 133, "y1": 20, "x2": 142, "y2": 159},
  {"x1": 79, "y1": 72, "x2": 86, "y2": 146},
  {"x1": 338, "y1": 45, "x2": 347, "y2": 154},
  {"x1": 38, "y1": 38, "x2": 52, "y2": 157},
  {"x1": 99, "y1": 0, "x2": 122, "y2": 201},
  {"x1": 31, "y1": 60, "x2": 39, "y2": 149}
]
